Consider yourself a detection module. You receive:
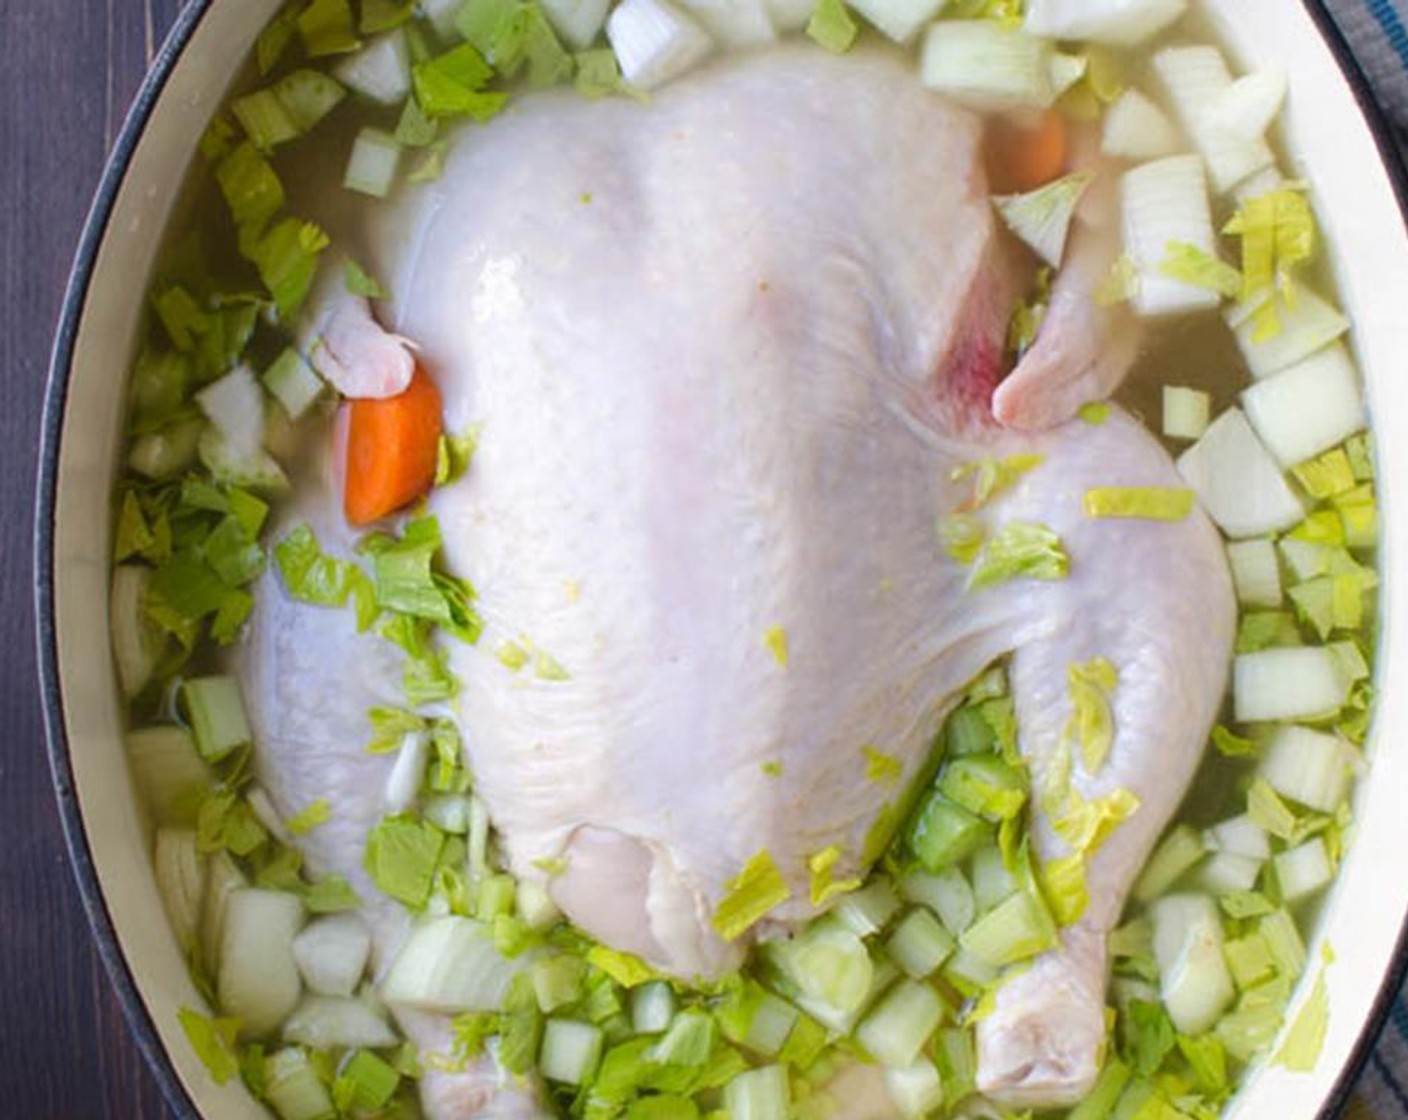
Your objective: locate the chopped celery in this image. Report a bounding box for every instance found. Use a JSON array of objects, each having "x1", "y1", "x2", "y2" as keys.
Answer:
[
  {"x1": 262, "y1": 348, "x2": 324, "y2": 421},
  {"x1": 1273, "y1": 945, "x2": 1334, "y2": 1072},
  {"x1": 274, "y1": 69, "x2": 347, "y2": 133},
  {"x1": 712, "y1": 849, "x2": 791, "y2": 941},
  {"x1": 344, "y1": 127, "x2": 402, "y2": 198},
  {"x1": 884, "y1": 1058, "x2": 945, "y2": 1118},
  {"x1": 181, "y1": 676, "x2": 252, "y2": 763},
  {"x1": 1196, "y1": 851, "x2": 1262, "y2": 896},
  {"x1": 969, "y1": 521, "x2": 1069, "y2": 589},
  {"x1": 970, "y1": 844, "x2": 1016, "y2": 913},
  {"x1": 1133, "y1": 825, "x2": 1206, "y2": 903},
  {"x1": 200, "y1": 851, "x2": 248, "y2": 977},
  {"x1": 1224, "y1": 931, "x2": 1276, "y2": 990},
  {"x1": 232, "y1": 88, "x2": 300, "y2": 150},
  {"x1": 938, "y1": 755, "x2": 1026, "y2": 821},
  {"x1": 111, "y1": 565, "x2": 164, "y2": 698},
  {"x1": 649, "y1": 1009, "x2": 715, "y2": 1066},
  {"x1": 832, "y1": 878, "x2": 901, "y2": 937},
  {"x1": 1068, "y1": 1057, "x2": 1132, "y2": 1120},
  {"x1": 1066, "y1": 656, "x2": 1119, "y2": 773},
  {"x1": 885, "y1": 908, "x2": 956, "y2": 979},
  {"x1": 899, "y1": 867, "x2": 975, "y2": 936},
  {"x1": 716, "y1": 981, "x2": 797, "y2": 1057},
  {"x1": 363, "y1": 816, "x2": 446, "y2": 909},
  {"x1": 333, "y1": 1050, "x2": 401, "y2": 1114},
  {"x1": 908, "y1": 792, "x2": 991, "y2": 872},
  {"x1": 264, "y1": 1048, "x2": 336, "y2": 1120},
  {"x1": 178, "y1": 1008, "x2": 241, "y2": 1085},
  {"x1": 807, "y1": 845, "x2": 861, "y2": 906},
  {"x1": 1261, "y1": 908, "x2": 1308, "y2": 977},
  {"x1": 630, "y1": 979, "x2": 677, "y2": 1034},
  {"x1": 856, "y1": 980, "x2": 946, "y2": 1068},
  {"x1": 807, "y1": 0, "x2": 858, "y2": 52},
  {"x1": 1206, "y1": 813, "x2": 1271, "y2": 861},
  {"x1": 958, "y1": 885, "x2": 1057, "y2": 968},
  {"x1": 771, "y1": 921, "x2": 874, "y2": 1016},
  {"x1": 723, "y1": 1065, "x2": 791, "y2": 1120},
  {"x1": 1293, "y1": 448, "x2": 1357, "y2": 500}
]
